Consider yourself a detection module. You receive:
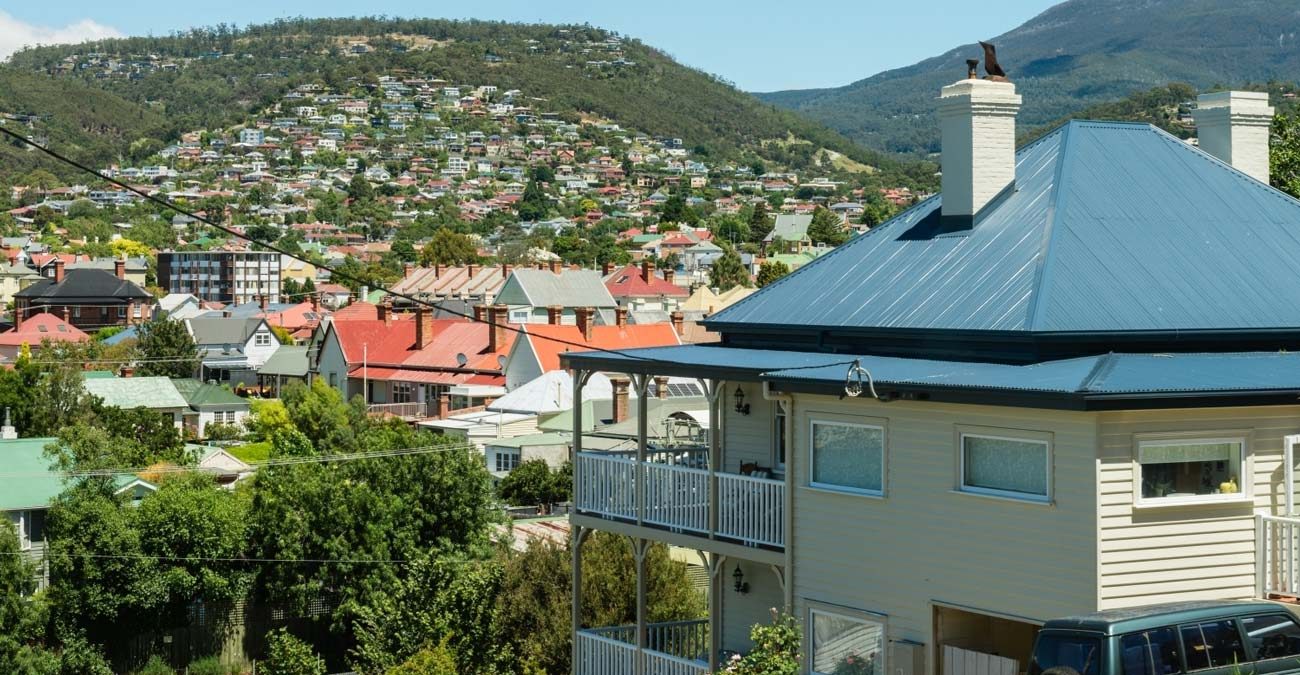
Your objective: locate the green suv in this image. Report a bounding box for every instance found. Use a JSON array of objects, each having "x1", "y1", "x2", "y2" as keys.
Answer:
[{"x1": 1028, "y1": 601, "x2": 1300, "y2": 675}]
